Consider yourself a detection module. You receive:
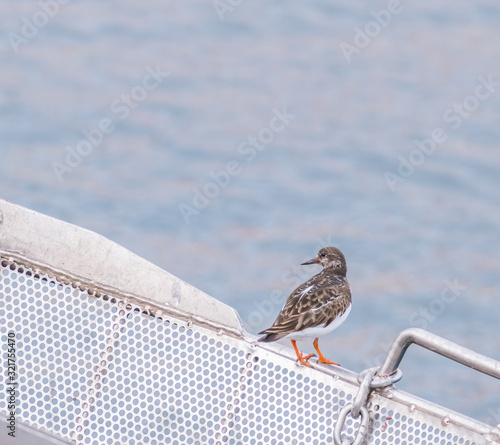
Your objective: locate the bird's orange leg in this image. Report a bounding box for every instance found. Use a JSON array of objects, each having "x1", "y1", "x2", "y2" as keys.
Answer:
[
  {"x1": 313, "y1": 338, "x2": 340, "y2": 365},
  {"x1": 290, "y1": 340, "x2": 315, "y2": 367}
]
